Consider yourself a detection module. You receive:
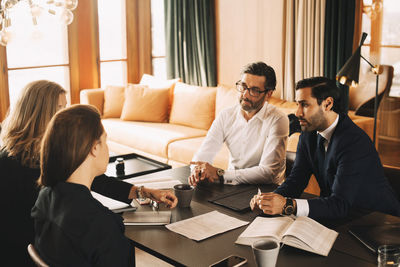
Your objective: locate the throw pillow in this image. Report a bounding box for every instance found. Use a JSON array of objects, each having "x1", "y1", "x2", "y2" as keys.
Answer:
[
  {"x1": 103, "y1": 85, "x2": 125, "y2": 118},
  {"x1": 216, "y1": 85, "x2": 238, "y2": 116},
  {"x1": 169, "y1": 82, "x2": 217, "y2": 130},
  {"x1": 120, "y1": 84, "x2": 170, "y2": 122},
  {"x1": 139, "y1": 74, "x2": 180, "y2": 114}
]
